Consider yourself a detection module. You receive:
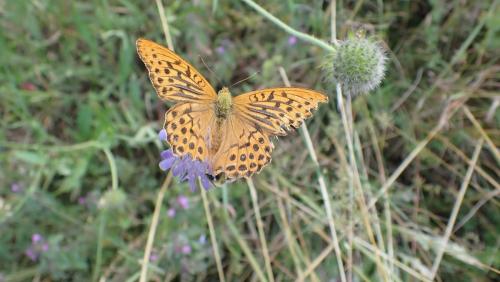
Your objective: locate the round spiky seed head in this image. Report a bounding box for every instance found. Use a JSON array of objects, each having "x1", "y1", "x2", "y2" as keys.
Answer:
[
  {"x1": 99, "y1": 189, "x2": 127, "y2": 210},
  {"x1": 325, "y1": 36, "x2": 387, "y2": 96}
]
